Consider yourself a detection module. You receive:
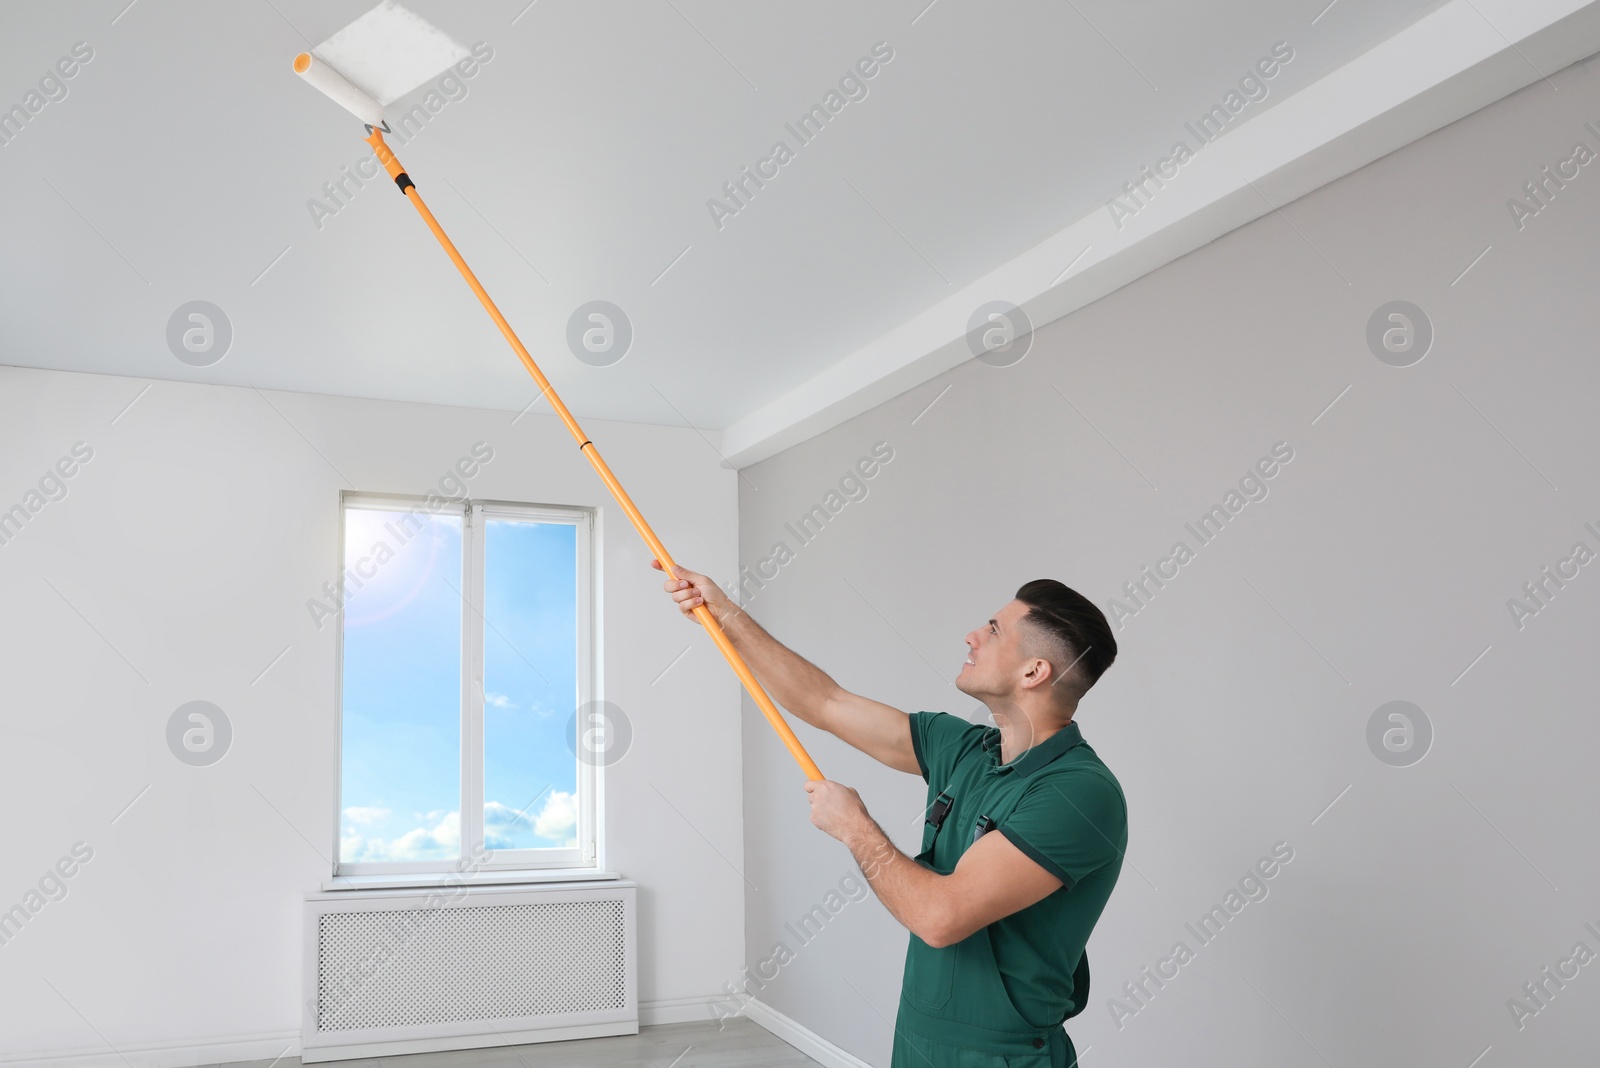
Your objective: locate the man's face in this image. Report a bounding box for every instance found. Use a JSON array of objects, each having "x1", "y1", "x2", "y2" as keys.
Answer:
[{"x1": 956, "y1": 599, "x2": 1033, "y2": 700}]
